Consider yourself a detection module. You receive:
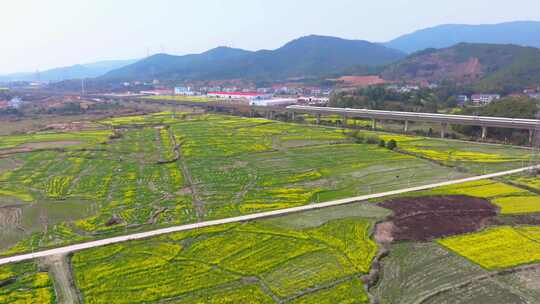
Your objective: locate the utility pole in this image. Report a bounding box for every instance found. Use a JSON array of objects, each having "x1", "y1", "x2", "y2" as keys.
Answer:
[{"x1": 81, "y1": 78, "x2": 86, "y2": 97}]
